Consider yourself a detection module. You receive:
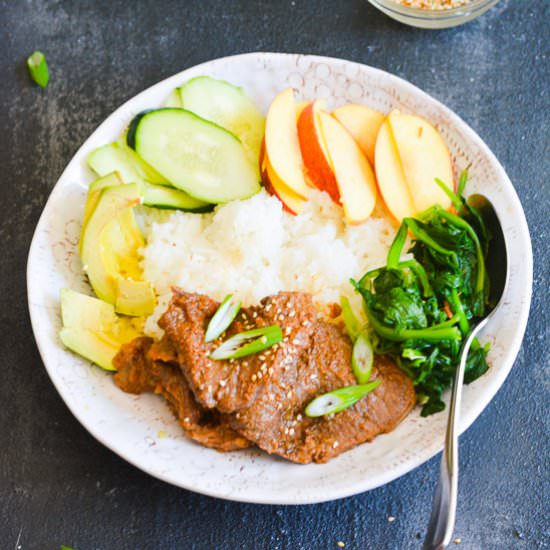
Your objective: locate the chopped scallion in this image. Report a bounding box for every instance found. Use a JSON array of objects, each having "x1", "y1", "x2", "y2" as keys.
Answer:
[
  {"x1": 340, "y1": 295, "x2": 362, "y2": 342},
  {"x1": 209, "y1": 325, "x2": 282, "y2": 360},
  {"x1": 304, "y1": 381, "x2": 381, "y2": 418},
  {"x1": 352, "y1": 333, "x2": 374, "y2": 384},
  {"x1": 27, "y1": 51, "x2": 50, "y2": 88},
  {"x1": 205, "y1": 294, "x2": 241, "y2": 343}
]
